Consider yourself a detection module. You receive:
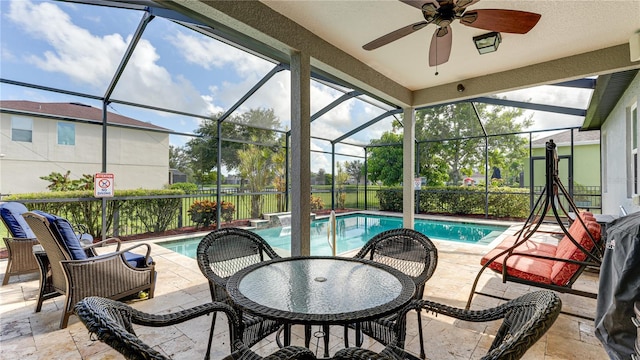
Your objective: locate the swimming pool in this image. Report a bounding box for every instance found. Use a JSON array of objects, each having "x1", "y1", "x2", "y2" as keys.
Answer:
[{"x1": 158, "y1": 213, "x2": 506, "y2": 257}]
